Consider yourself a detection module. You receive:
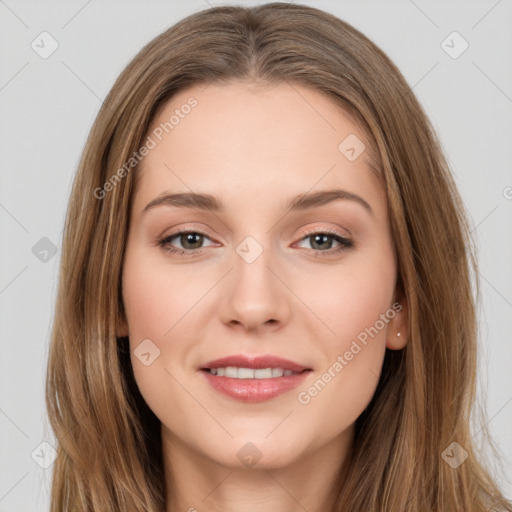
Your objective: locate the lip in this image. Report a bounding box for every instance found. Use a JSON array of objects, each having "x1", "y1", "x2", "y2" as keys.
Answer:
[
  {"x1": 201, "y1": 354, "x2": 311, "y2": 373},
  {"x1": 200, "y1": 354, "x2": 312, "y2": 403},
  {"x1": 201, "y1": 370, "x2": 311, "y2": 402}
]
